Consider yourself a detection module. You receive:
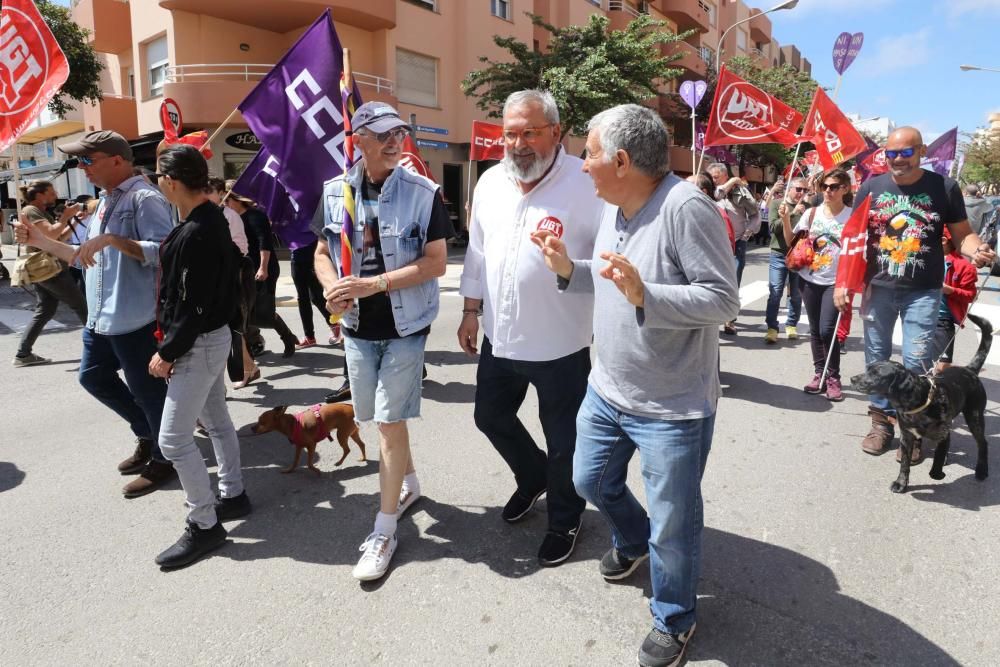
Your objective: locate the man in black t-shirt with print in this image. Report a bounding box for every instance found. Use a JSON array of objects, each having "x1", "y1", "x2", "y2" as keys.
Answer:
[{"x1": 835, "y1": 126, "x2": 996, "y2": 459}]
